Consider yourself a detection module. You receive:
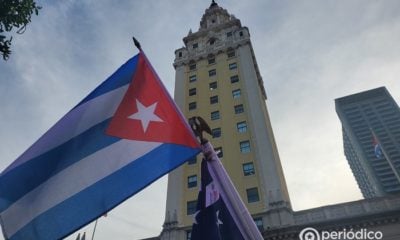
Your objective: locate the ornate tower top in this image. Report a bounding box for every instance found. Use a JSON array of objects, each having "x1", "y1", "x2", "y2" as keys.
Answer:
[
  {"x1": 199, "y1": 0, "x2": 234, "y2": 30},
  {"x1": 174, "y1": 1, "x2": 247, "y2": 69}
]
